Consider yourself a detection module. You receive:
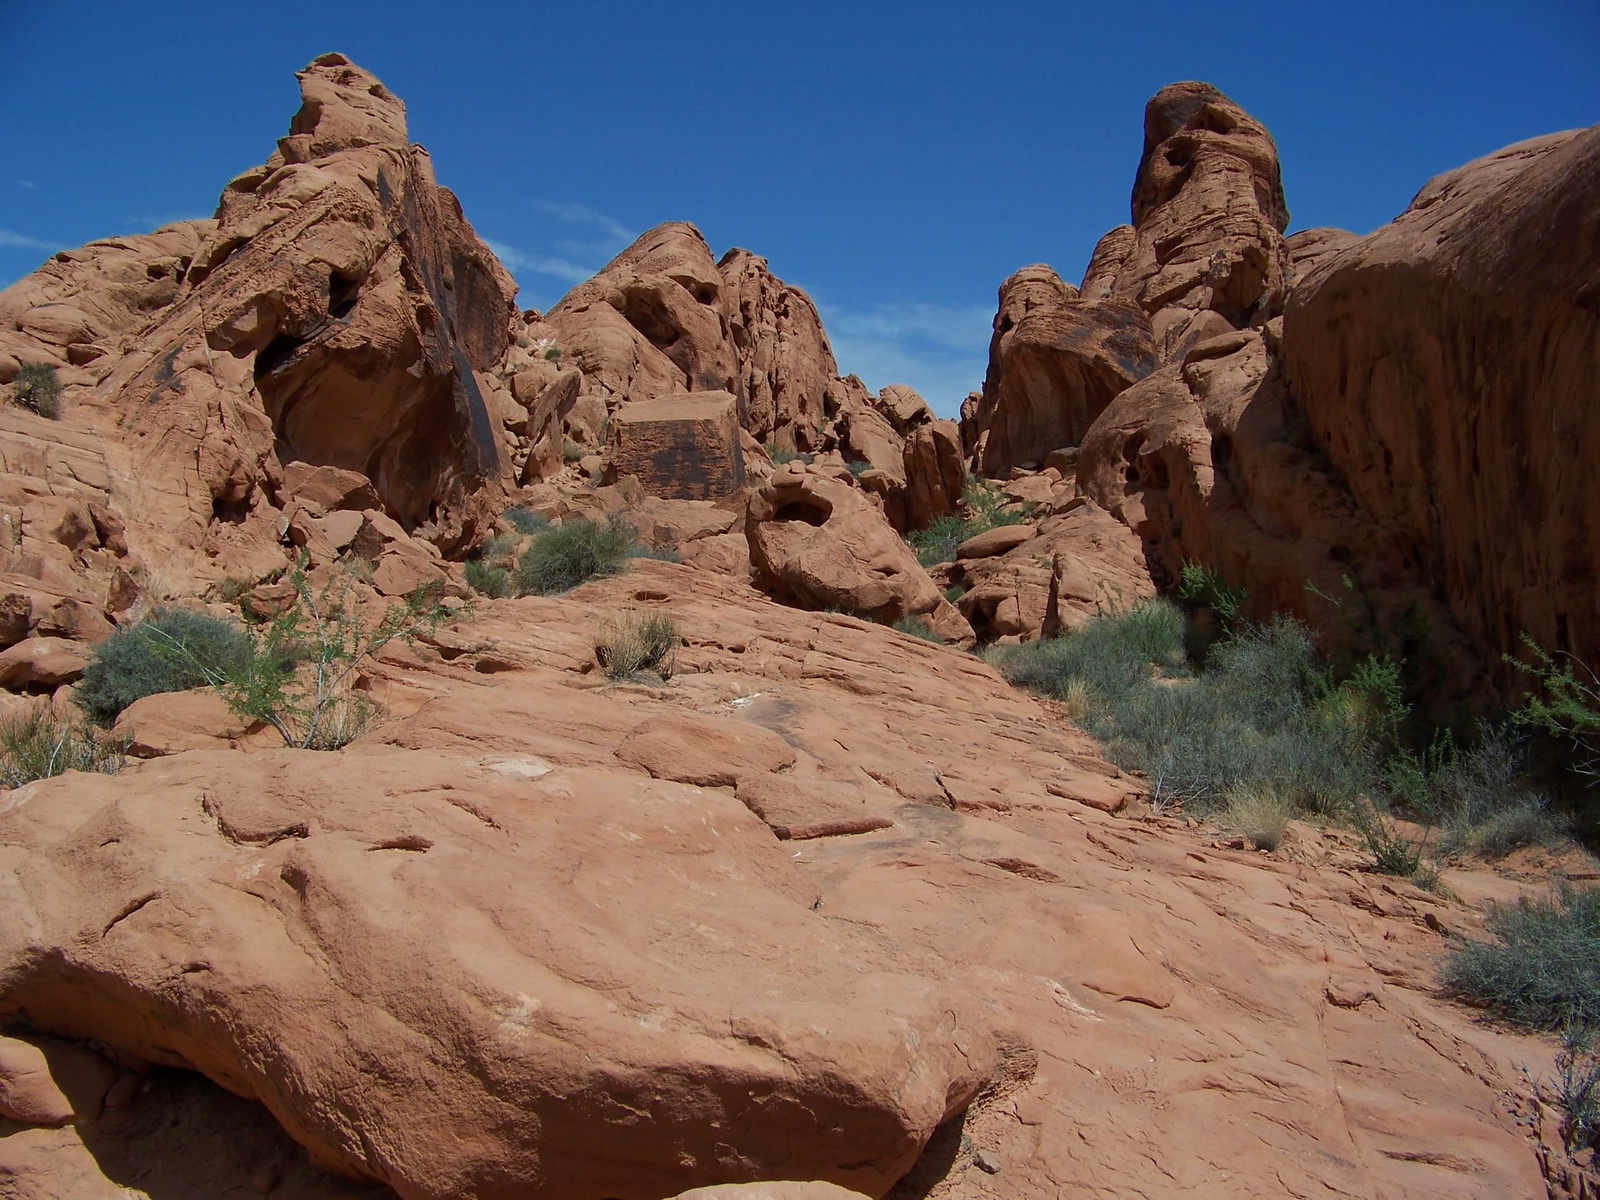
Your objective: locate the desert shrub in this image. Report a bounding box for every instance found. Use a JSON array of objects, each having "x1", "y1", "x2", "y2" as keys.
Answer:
[
  {"x1": 943, "y1": 584, "x2": 966, "y2": 603},
  {"x1": 1004, "y1": 601, "x2": 1377, "y2": 816},
  {"x1": 562, "y1": 439, "x2": 585, "y2": 463},
  {"x1": 1544, "y1": 1026, "x2": 1600, "y2": 1153},
  {"x1": 514, "y1": 515, "x2": 637, "y2": 596},
  {"x1": 544, "y1": 346, "x2": 562, "y2": 361},
  {"x1": 465, "y1": 558, "x2": 514, "y2": 599},
  {"x1": 503, "y1": 506, "x2": 550, "y2": 536},
  {"x1": 1506, "y1": 636, "x2": 1600, "y2": 786},
  {"x1": 597, "y1": 611, "x2": 678, "y2": 682},
  {"x1": 764, "y1": 443, "x2": 812, "y2": 466},
  {"x1": 844, "y1": 458, "x2": 871, "y2": 479},
  {"x1": 11, "y1": 362, "x2": 62, "y2": 419},
  {"x1": 891, "y1": 615, "x2": 941, "y2": 642},
  {"x1": 633, "y1": 544, "x2": 682, "y2": 564},
  {"x1": 1223, "y1": 784, "x2": 1293, "y2": 851},
  {"x1": 76, "y1": 607, "x2": 253, "y2": 725},
  {"x1": 0, "y1": 709, "x2": 123, "y2": 787},
  {"x1": 903, "y1": 478, "x2": 1026, "y2": 566},
  {"x1": 1178, "y1": 560, "x2": 1248, "y2": 632},
  {"x1": 148, "y1": 558, "x2": 446, "y2": 750},
  {"x1": 1441, "y1": 886, "x2": 1600, "y2": 1031}
]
